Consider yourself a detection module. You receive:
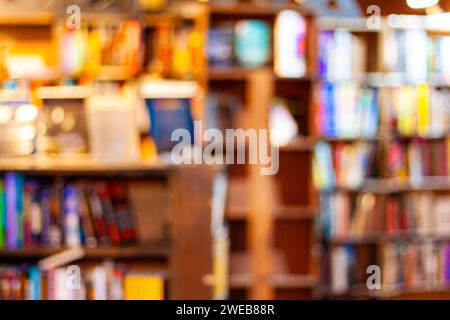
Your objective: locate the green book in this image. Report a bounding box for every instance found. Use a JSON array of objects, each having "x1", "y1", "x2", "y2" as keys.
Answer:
[{"x1": 0, "y1": 179, "x2": 4, "y2": 248}]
